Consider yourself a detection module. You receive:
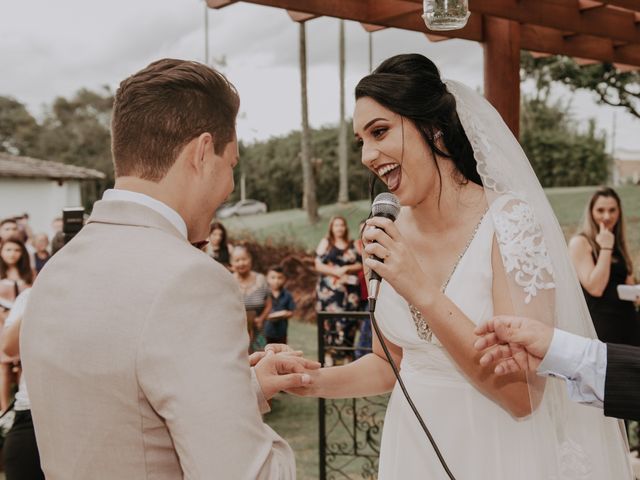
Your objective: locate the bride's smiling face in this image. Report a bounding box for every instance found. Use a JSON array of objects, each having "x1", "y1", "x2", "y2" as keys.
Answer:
[{"x1": 354, "y1": 96, "x2": 438, "y2": 207}]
